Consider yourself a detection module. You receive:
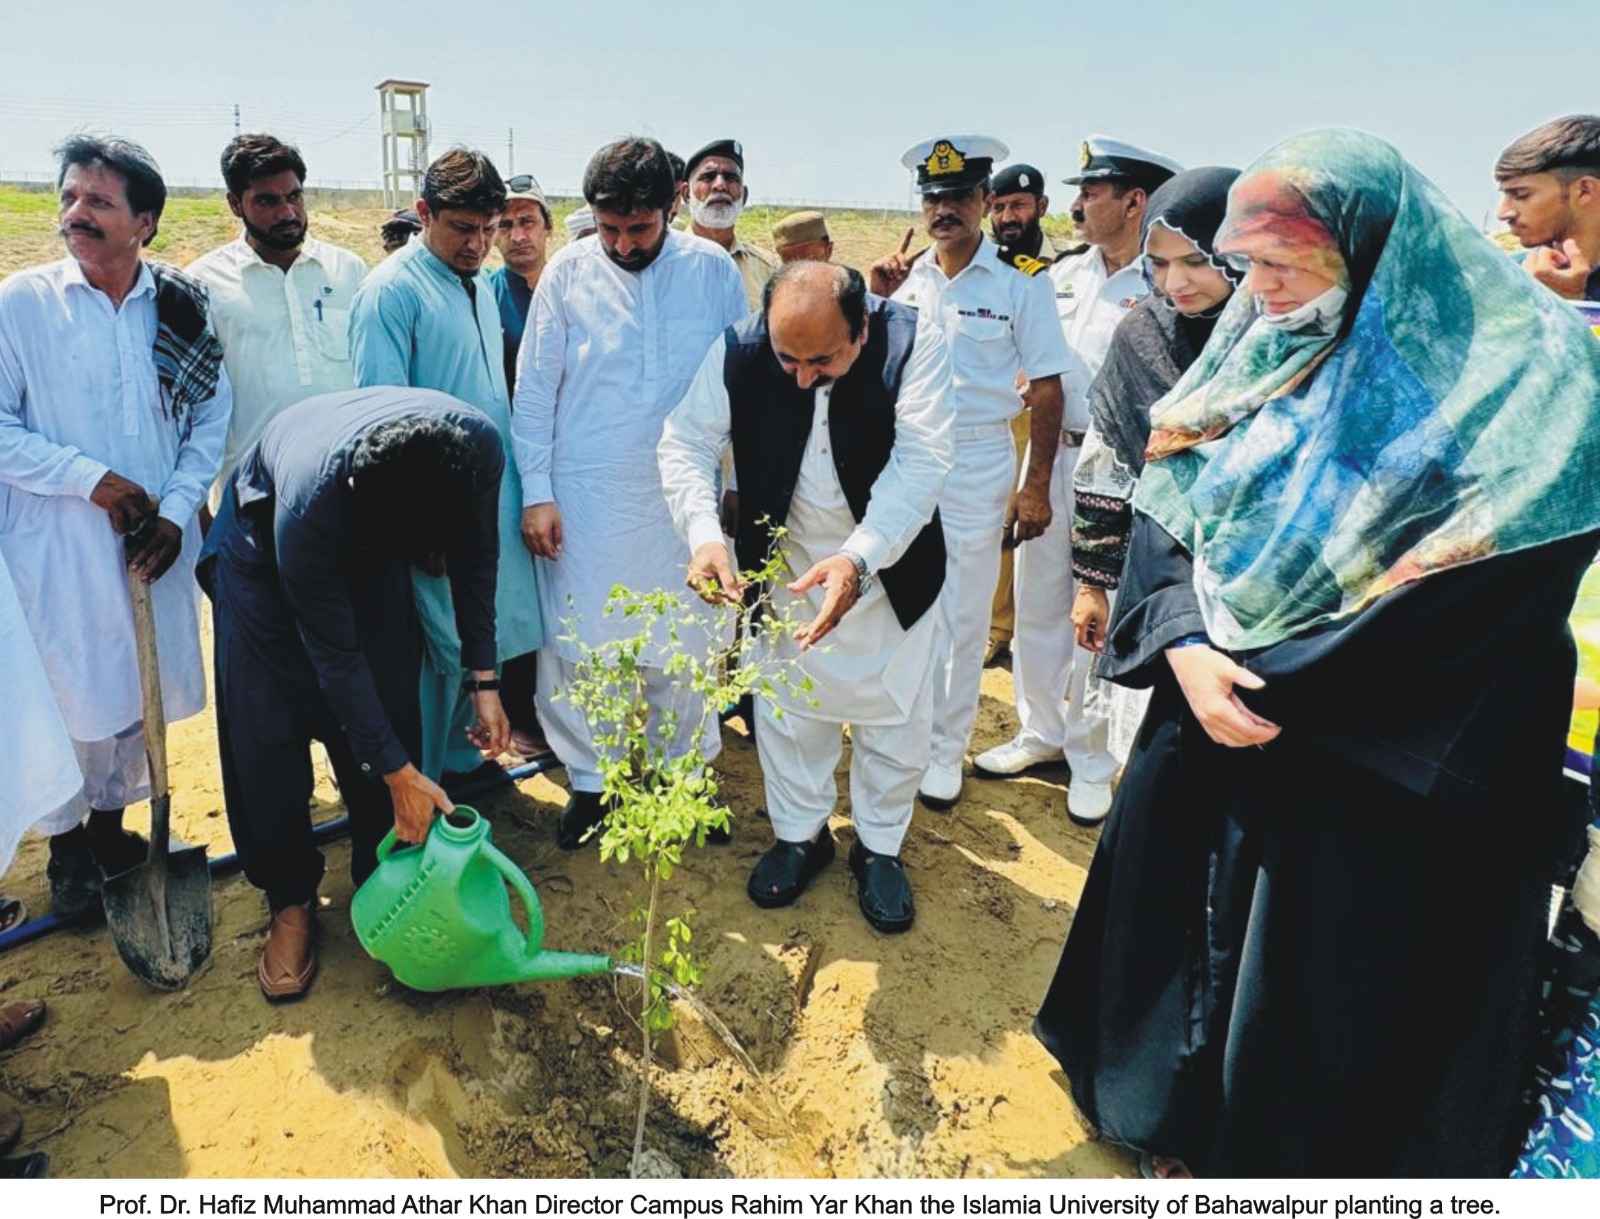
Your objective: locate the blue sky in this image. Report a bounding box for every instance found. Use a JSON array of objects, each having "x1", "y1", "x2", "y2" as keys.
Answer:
[{"x1": 0, "y1": 0, "x2": 1591, "y2": 226}]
